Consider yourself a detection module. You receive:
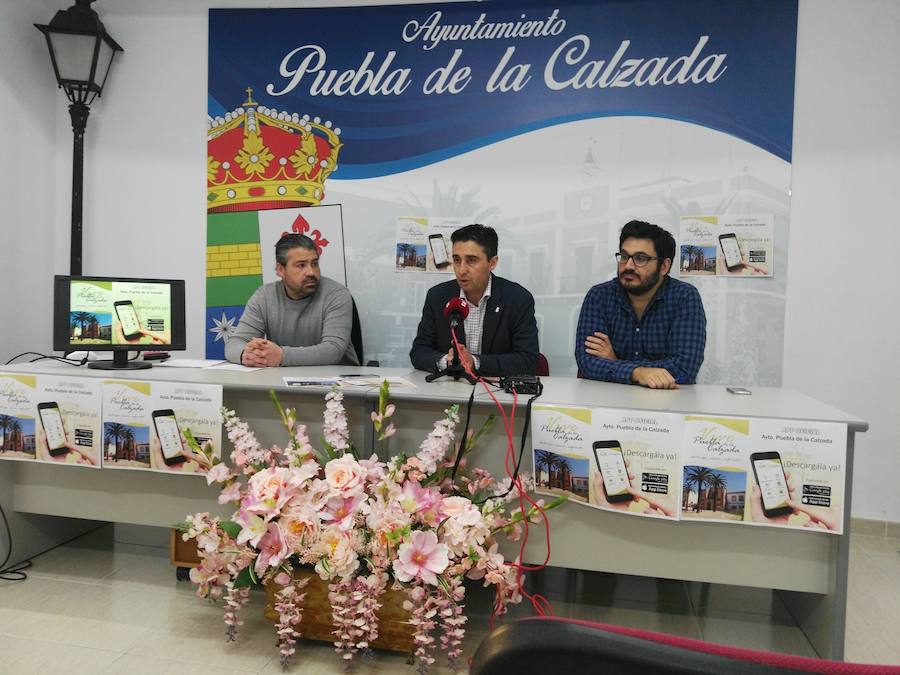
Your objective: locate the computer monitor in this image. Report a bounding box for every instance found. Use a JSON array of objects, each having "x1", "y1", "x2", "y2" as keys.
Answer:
[{"x1": 53, "y1": 275, "x2": 186, "y2": 370}]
